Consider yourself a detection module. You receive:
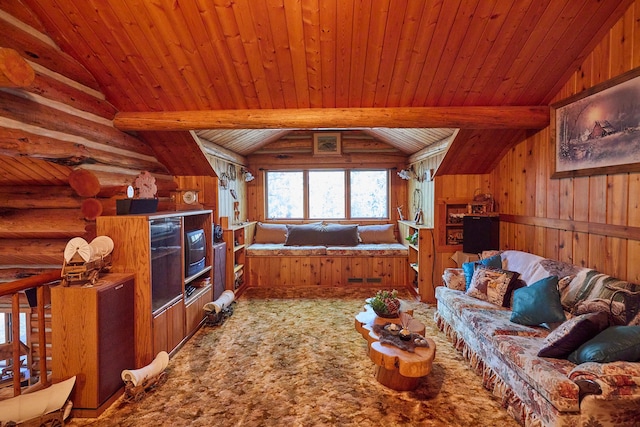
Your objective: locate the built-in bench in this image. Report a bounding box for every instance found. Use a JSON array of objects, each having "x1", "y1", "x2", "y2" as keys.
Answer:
[{"x1": 245, "y1": 223, "x2": 409, "y2": 288}]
